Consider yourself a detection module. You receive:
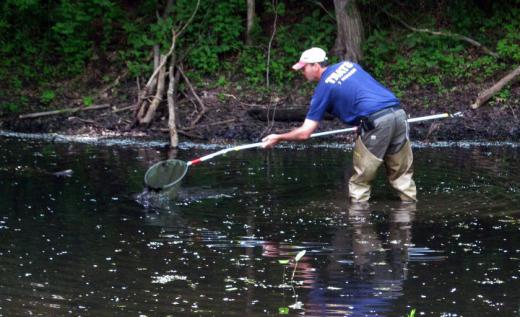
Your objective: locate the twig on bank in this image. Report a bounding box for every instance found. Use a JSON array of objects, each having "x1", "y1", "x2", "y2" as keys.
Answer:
[
  {"x1": 67, "y1": 116, "x2": 96, "y2": 124},
  {"x1": 508, "y1": 104, "x2": 518, "y2": 121},
  {"x1": 111, "y1": 105, "x2": 135, "y2": 113},
  {"x1": 19, "y1": 104, "x2": 110, "y2": 119}
]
